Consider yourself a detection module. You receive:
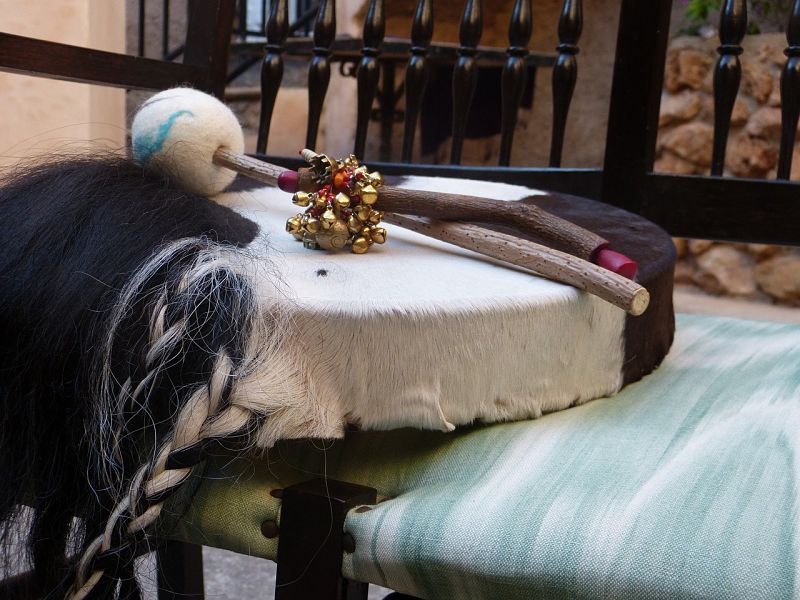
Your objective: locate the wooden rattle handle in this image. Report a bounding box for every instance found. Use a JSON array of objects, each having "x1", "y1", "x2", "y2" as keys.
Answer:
[{"x1": 384, "y1": 214, "x2": 650, "y2": 316}]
